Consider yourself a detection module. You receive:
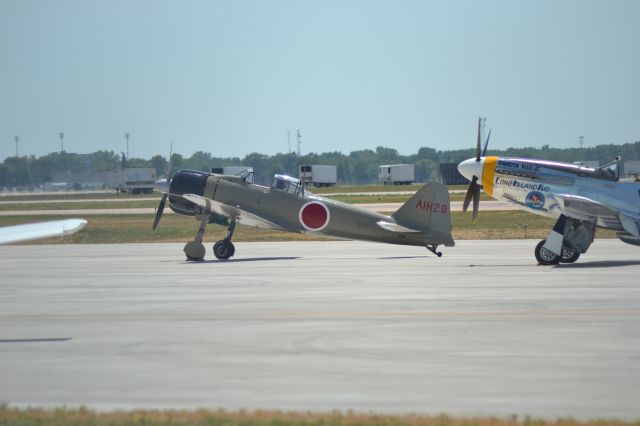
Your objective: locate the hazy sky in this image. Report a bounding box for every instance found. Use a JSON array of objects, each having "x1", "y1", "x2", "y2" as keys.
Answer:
[{"x1": 1, "y1": 0, "x2": 639, "y2": 161}]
